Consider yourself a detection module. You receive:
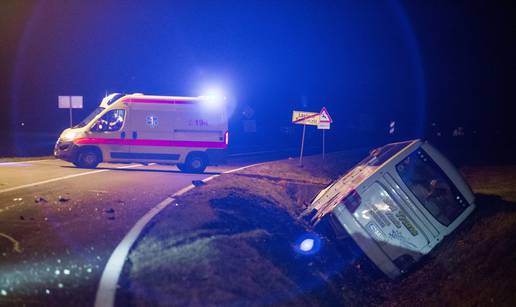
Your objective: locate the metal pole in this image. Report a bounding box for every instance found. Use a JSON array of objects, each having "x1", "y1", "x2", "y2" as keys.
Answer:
[
  {"x1": 69, "y1": 106, "x2": 73, "y2": 128},
  {"x1": 322, "y1": 129, "x2": 325, "y2": 160},
  {"x1": 299, "y1": 124, "x2": 306, "y2": 166}
]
